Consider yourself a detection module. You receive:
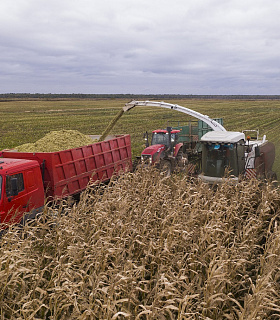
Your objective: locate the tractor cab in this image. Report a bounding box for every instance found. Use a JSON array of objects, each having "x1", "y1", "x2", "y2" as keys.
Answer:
[
  {"x1": 151, "y1": 128, "x2": 180, "y2": 148},
  {"x1": 199, "y1": 131, "x2": 246, "y2": 183},
  {"x1": 141, "y1": 127, "x2": 181, "y2": 165}
]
